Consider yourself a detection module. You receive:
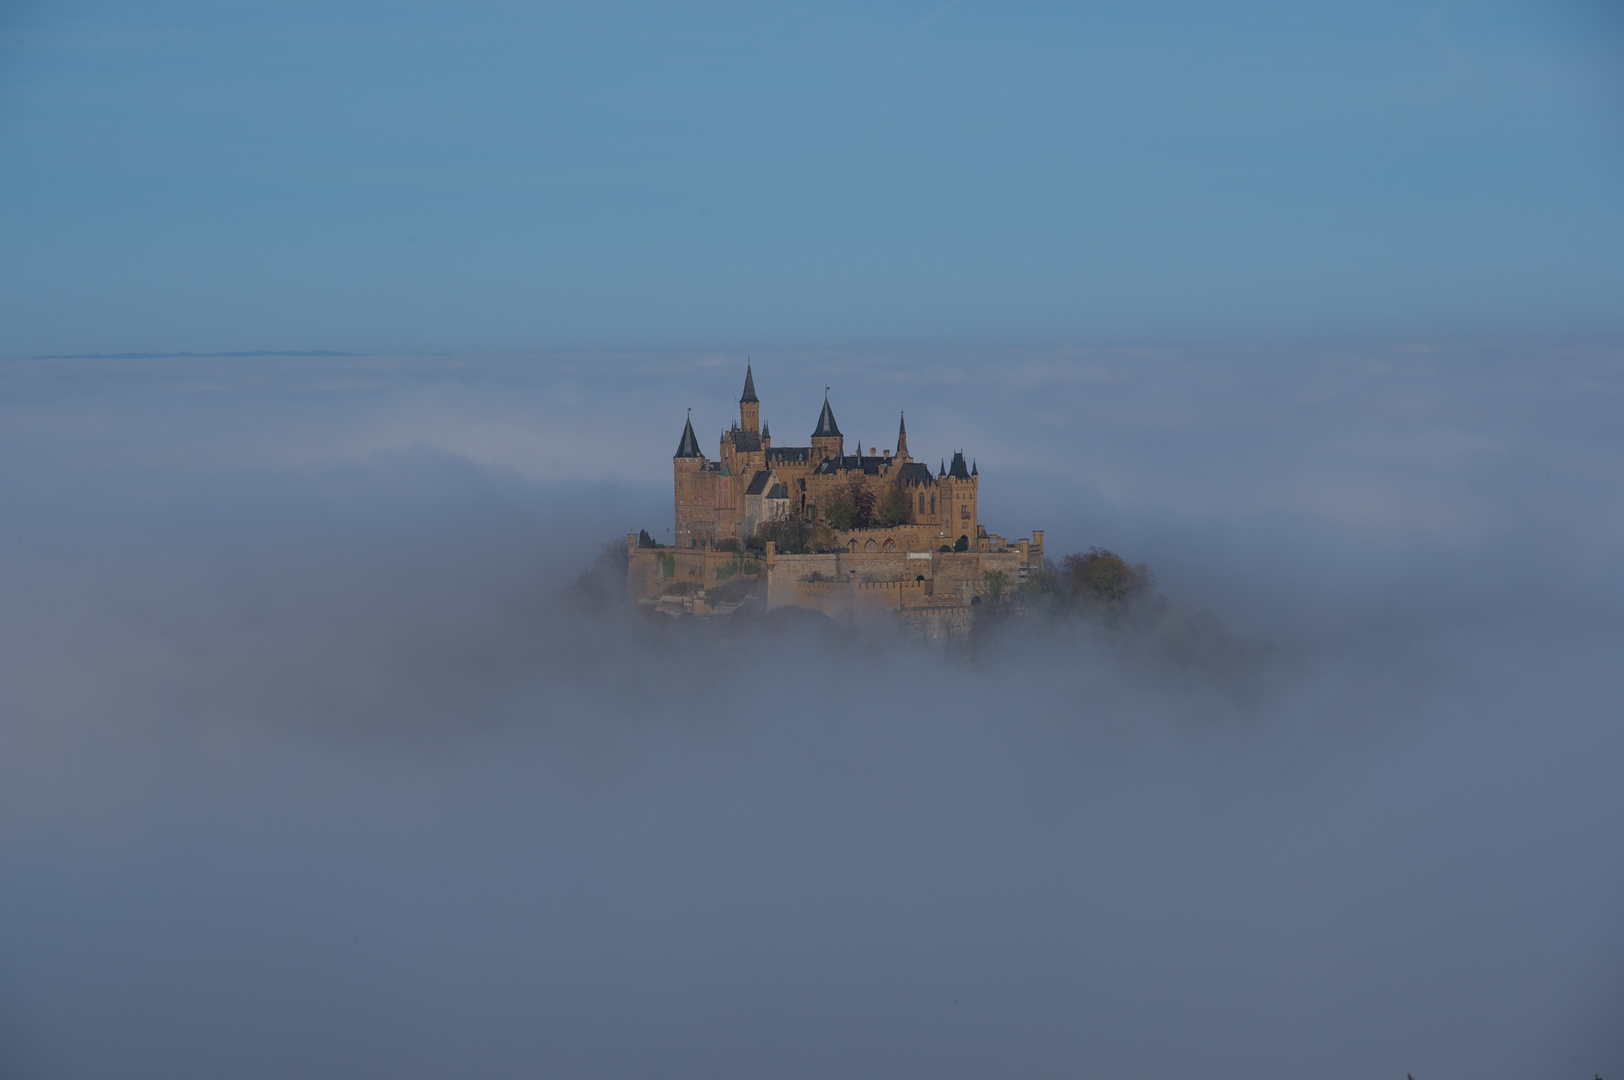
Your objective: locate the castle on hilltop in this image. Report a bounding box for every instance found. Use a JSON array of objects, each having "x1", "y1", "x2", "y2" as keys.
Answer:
[{"x1": 628, "y1": 364, "x2": 1045, "y2": 636}]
